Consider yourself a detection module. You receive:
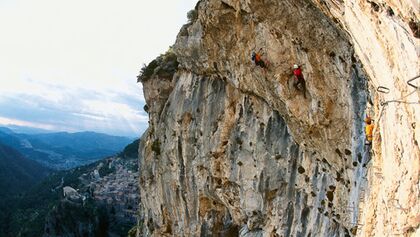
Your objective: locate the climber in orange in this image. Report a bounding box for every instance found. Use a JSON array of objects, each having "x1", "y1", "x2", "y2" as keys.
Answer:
[
  {"x1": 365, "y1": 116, "x2": 374, "y2": 145},
  {"x1": 252, "y1": 48, "x2": 268, "y2": 70},
  {"x1": 293, "y1": 64, "x2": 307, "y2": 98},
  {"x1": 363, "y1": 116, "x2": 374, "y2": 167}
]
